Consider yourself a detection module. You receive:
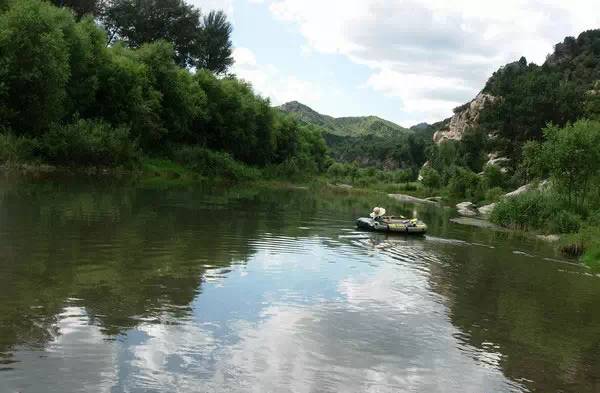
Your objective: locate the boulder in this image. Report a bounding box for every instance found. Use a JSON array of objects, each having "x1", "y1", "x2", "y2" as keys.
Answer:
[
  {"x1": 450, "y1": 217, "x2": 503, "y2": 230},
  {"x1": 388, "y1": 194, "x2": 437, "y2": 205},
  {"x1": 504, "y1": 180, "x2": 550, "y2": 198},
  {"x1": 486, "y1": 157, "x2": 510, "y2": 167},
  {"x1": 456, "y1": 201, "x2": 478, "y2": 217},
  {"x1": 504, "y1": 184, "x2": 531, "y2": 198},
  {"x1": 477, "y1": 203, "x2": 496, "y2": 218},
  {"x1": 536, "y1": 234, "x2": 560, "y2": 242}
]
